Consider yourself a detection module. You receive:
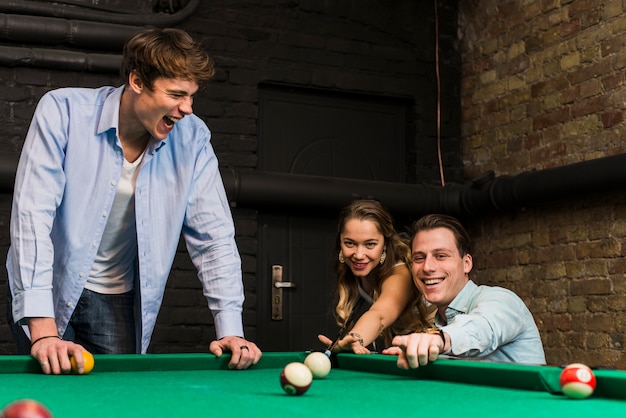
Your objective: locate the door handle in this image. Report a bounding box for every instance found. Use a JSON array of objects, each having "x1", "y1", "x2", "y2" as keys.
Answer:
[
  {"x1": 271, "y1": 265, "x2": 295, "y2": 320},
  {"x1": 274, "y1": 281, "x2": 297, "y2": 288}
]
